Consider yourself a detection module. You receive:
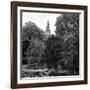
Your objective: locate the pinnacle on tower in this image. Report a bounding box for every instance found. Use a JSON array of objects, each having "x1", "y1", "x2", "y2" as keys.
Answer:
[{"x1": 45, "y1": 20, "x2": 51, "y2": 36}]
